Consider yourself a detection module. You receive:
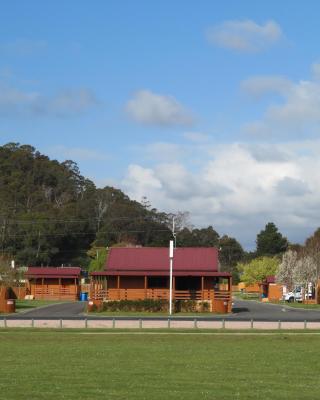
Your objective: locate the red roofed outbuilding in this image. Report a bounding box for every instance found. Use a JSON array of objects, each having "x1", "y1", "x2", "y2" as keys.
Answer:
[
  {"x1": 259, "y1": 275, "x2": 284, "y2": 302},
  {"x1": 90, "y1": 247, "x2": 232, "y2": 312},
  {"x1": 26, "y1": 267, "x2": 82, "y2": 300}
]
